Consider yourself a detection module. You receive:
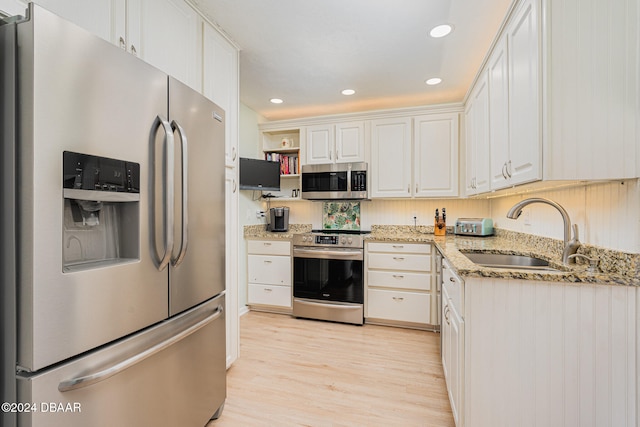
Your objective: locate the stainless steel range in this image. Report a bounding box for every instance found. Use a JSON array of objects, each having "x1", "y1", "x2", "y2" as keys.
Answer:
[{"x1": 292, "y1": 231, "x2": 367, "y2": 325}]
